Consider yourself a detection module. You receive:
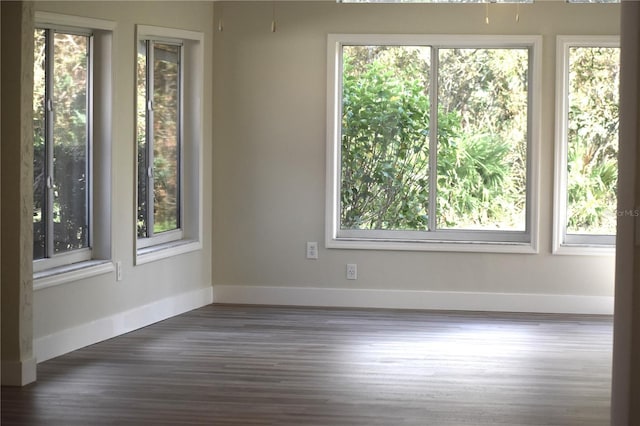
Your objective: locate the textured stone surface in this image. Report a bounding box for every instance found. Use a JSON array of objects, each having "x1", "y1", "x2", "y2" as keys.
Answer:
[{"x1": 1, "y1": 0, "x2": 35, "y2": 386}]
